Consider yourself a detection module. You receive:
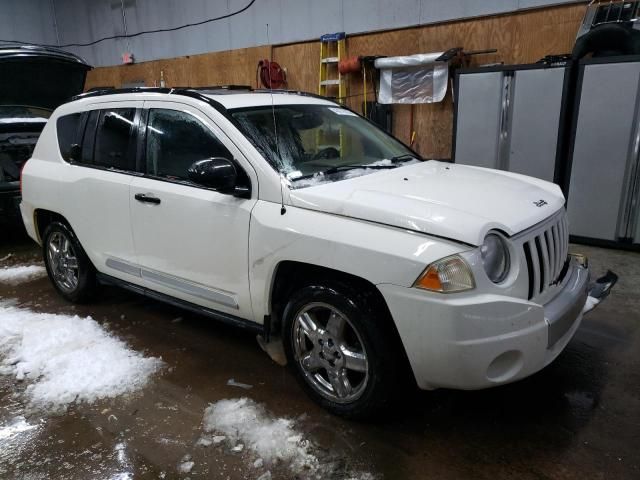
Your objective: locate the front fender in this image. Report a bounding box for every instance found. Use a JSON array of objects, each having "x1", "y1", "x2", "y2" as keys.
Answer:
[{"x1": 248, "y1": 201, "x2": 470, "y2": 321}]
